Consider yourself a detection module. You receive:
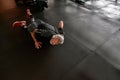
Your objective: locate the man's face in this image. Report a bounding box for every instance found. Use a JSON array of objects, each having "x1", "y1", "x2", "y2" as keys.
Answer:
[{"x1": 50, "y1": 37, "x2": 60, "y2": 45}]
